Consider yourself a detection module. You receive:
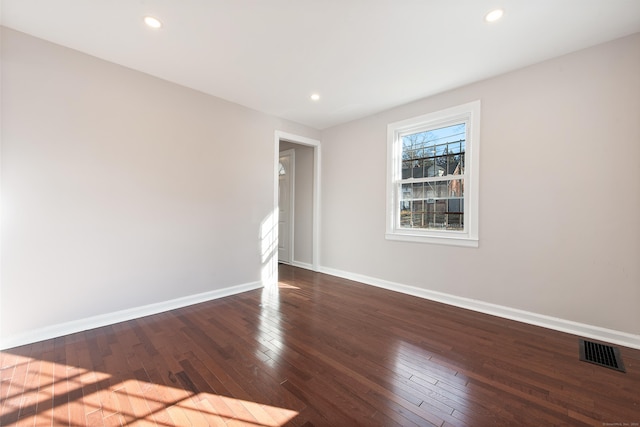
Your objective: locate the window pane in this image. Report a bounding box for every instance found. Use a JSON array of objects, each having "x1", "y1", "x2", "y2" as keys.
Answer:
[
  {"x1": 448, "y1": 179, "x2": 464, "y2": 197},
  {"x1": 424, "y1": 181, "x2": 450, "y2": 198},
  {"x1": 448, "y1": 198, "x2": 462, "y2": 213},
  {"x1": 446, "y1": 154, "x2": 463, "y2": 176},
  {"x1": 447, "y1": 213, "x2": 464, "y2": 230},
  {"x1": 431, "y1": 200, "x2": 446, "y2": 228},
  {"x1": 399, "y1": 197, "x2": 466, "y2": 230},
  {"x1": 400, "y1": 205, "x2": 411, "y2": 227},
  {"x1": 398, "y1": 119, "x2": 468, "y2": 232},
  {"x1": 435, "y1": 143, "x2": 447, "y2": 157},
  {"x1": 447, "y1": 198, "x2": 464, "y2": 230},
  {"x1": 401, "y1": 183, "x2": 412, "y2": 199},
  {"x1": 447, "y1": 140, "x2": 465, "y2": 155},
  {"x1": 413, "y1": 160, "x2": 424, "y2": 178},
  {"x1": 402, "y1": 161, "x2": 412, "y2": 179},
  {"x1": 427, "y1": 160, "x2": 442, "y2": 177},
  {"x1": 401, "y1": 123, "x2": 466, "y2": 179},
  {"x1": 399, "y1": 185, "x2": 465, "y2": 230},
  {"x1": 413, "y1": 182, "x2": 424, "y2": 198},
  {"x1": 400, "y1": 198, "x2": 427, "y2": 229},
  {"x1": 412, "y1": 212, "x2": 424, "y2": 227}
]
